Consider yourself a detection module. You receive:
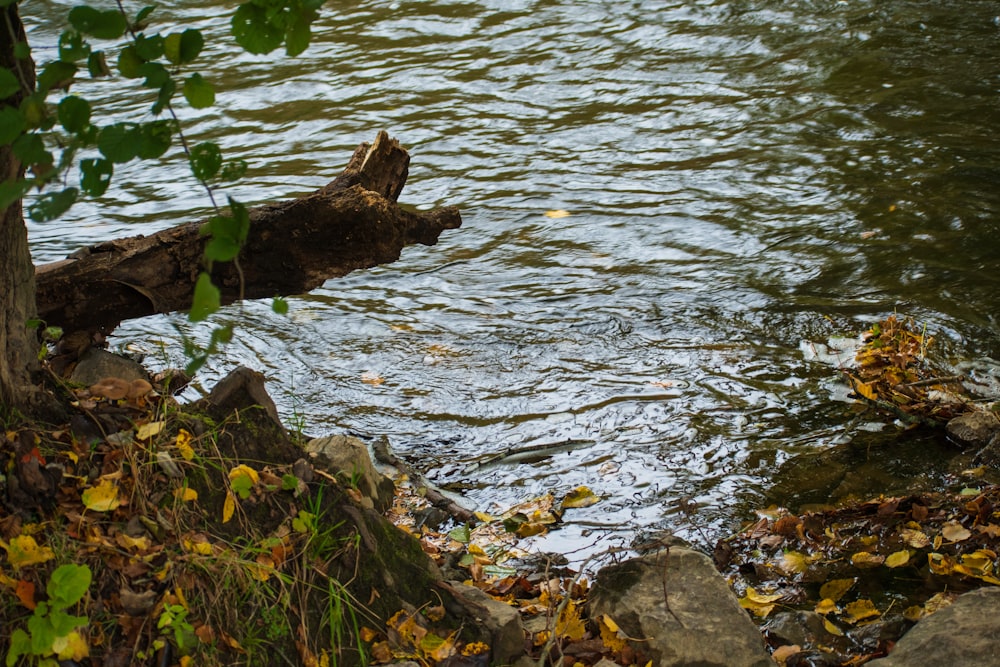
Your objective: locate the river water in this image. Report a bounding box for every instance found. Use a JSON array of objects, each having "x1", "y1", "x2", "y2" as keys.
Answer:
[{"x1": 24, "y1": 1, "x2": 1000, "y2": 553}]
